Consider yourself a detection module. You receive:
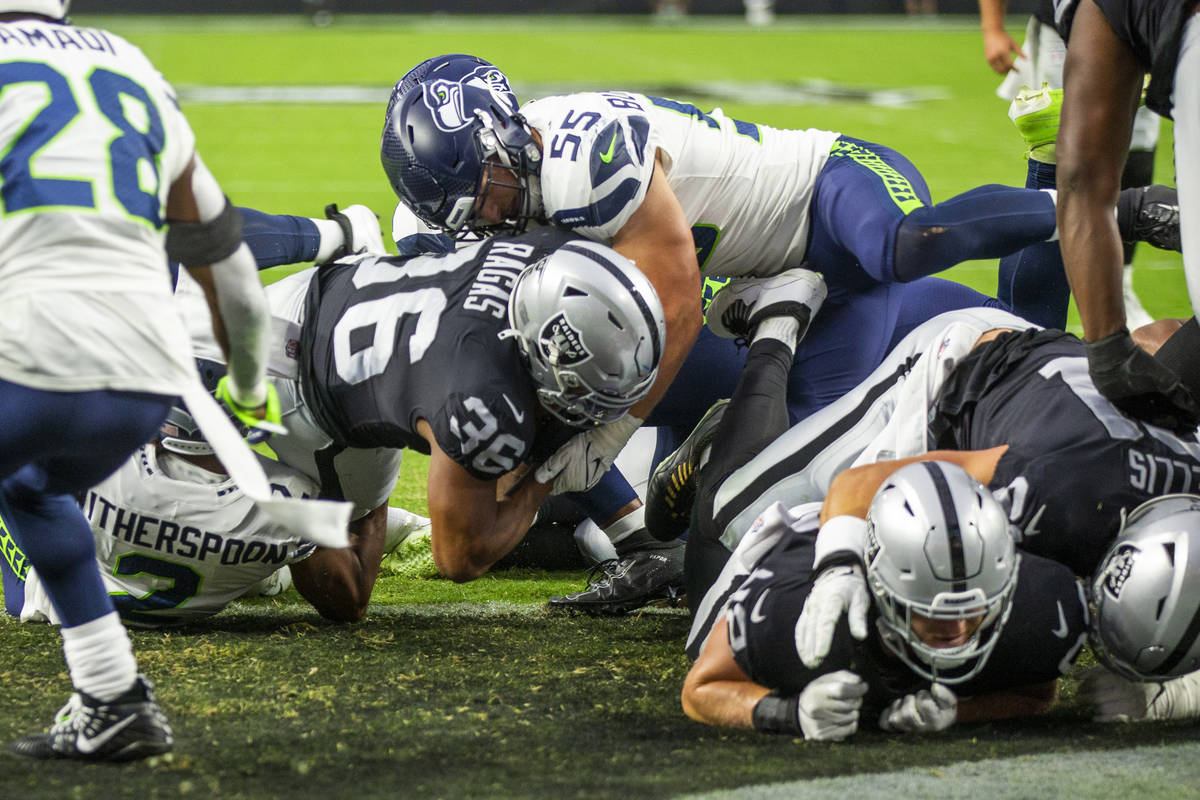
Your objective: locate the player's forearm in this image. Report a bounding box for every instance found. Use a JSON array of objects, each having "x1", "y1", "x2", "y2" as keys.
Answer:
[
  {"x1": 431, "y1": 480, "x2": 550, "y2": 582},
  {"x1": 955, "y1": 681, "x2": 1058, "y2": 723},
  {"x1": 681, "y1": 678, "x2": 771, "y2": 729},
  {"x1": 978, "y1": 0, "x2": 1007, "y2": 35},
  {"x1": 207, "y1": 243, "x2": 271, "y2": 405},
  {"x1": 631, "y1": 291, "x2": 701, "y2": 419}
]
